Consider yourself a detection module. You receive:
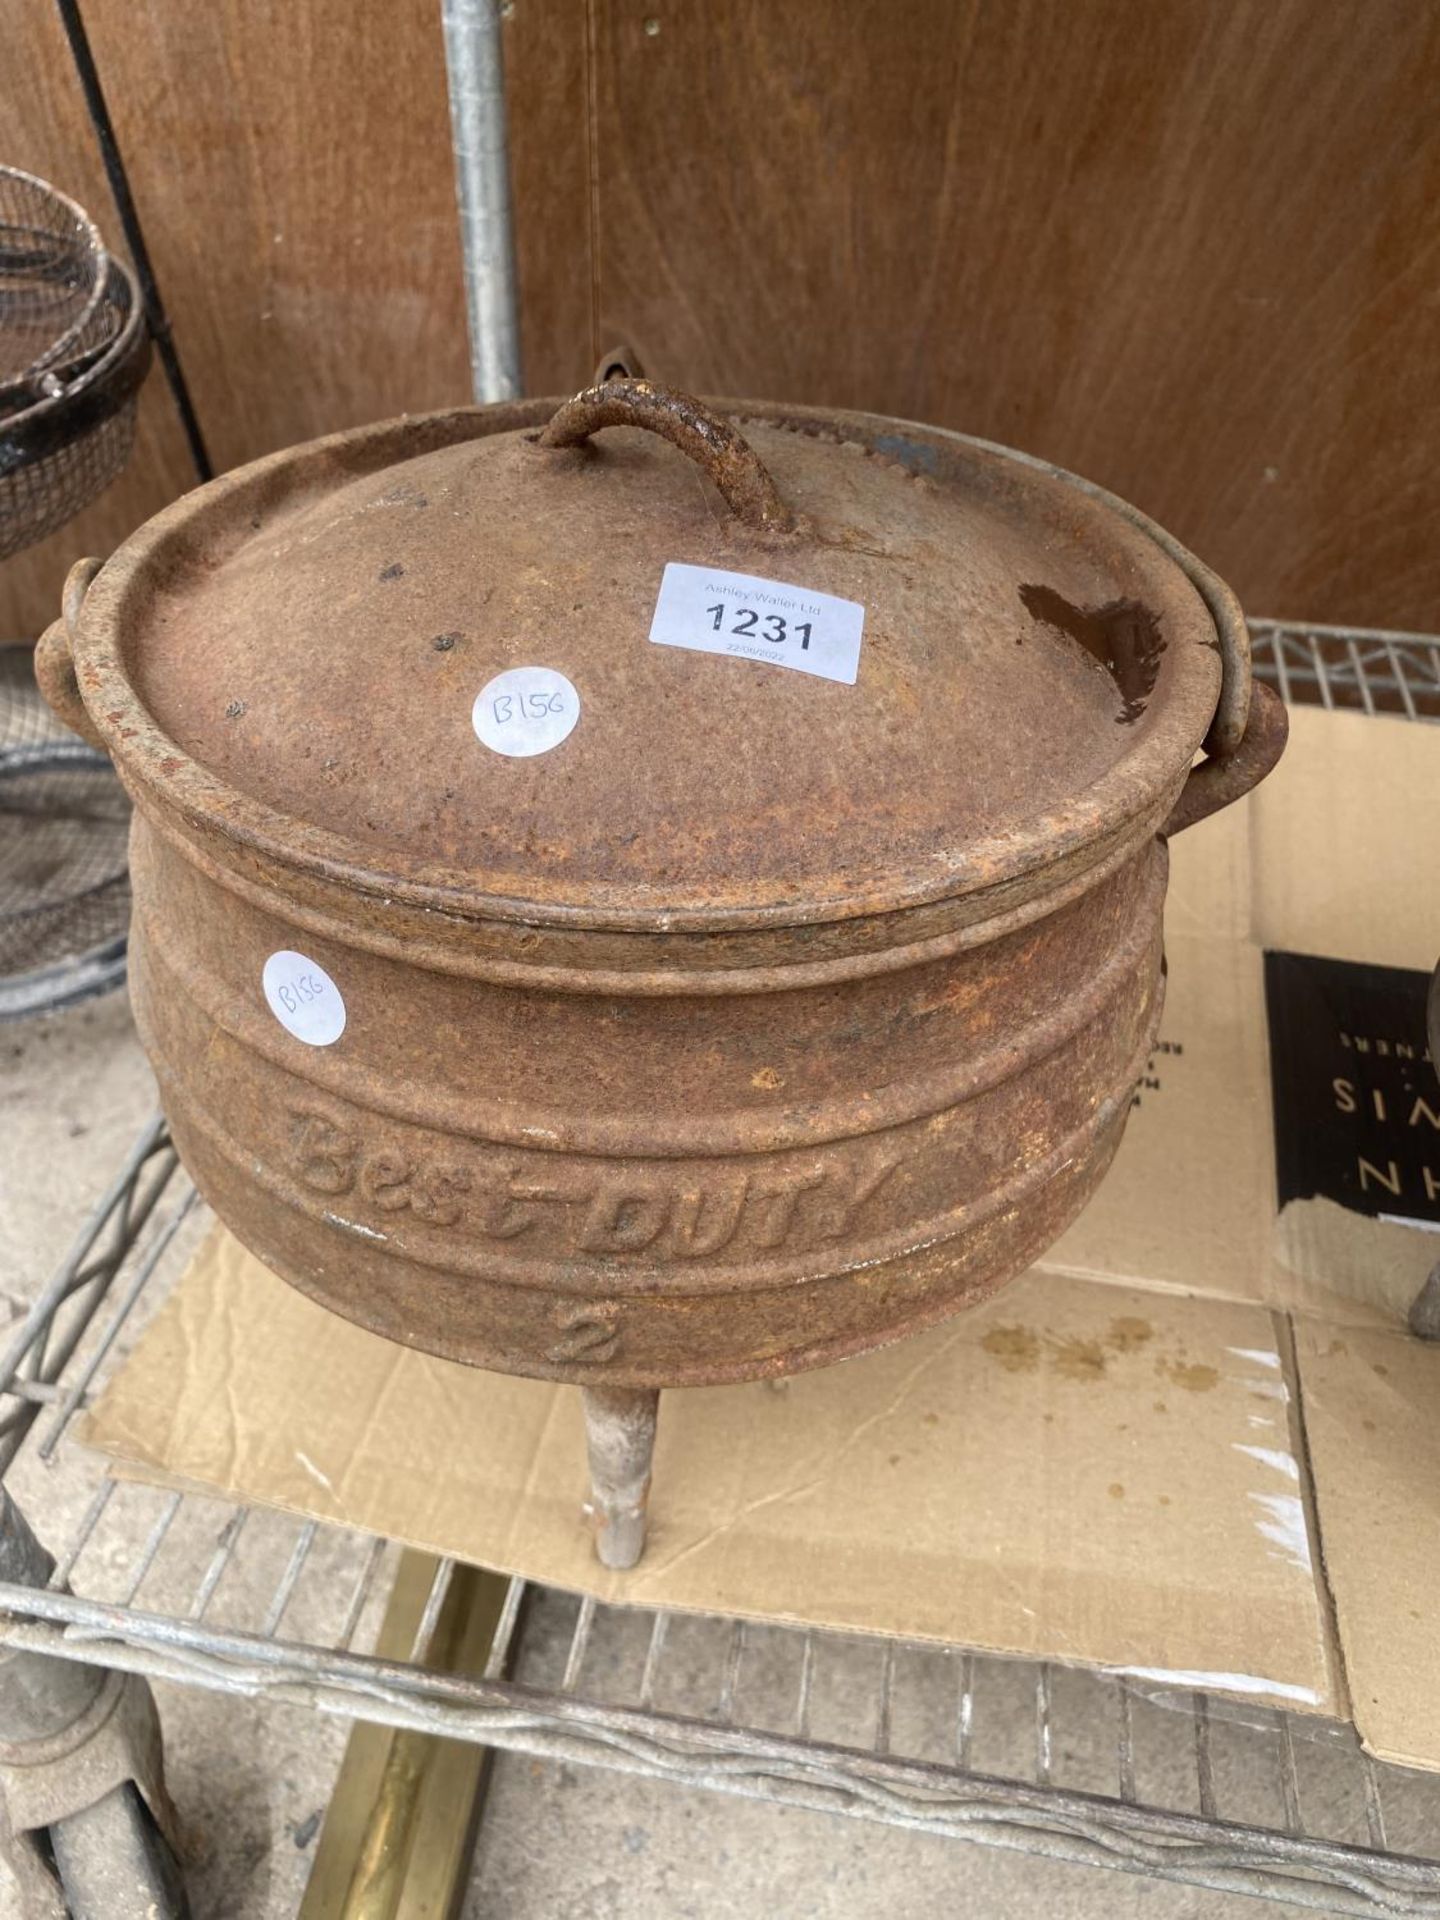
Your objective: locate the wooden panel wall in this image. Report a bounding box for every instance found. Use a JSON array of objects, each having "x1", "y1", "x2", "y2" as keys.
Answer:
[
  {"x1": 1, "y1": 0, "x2": 474, "y2": 638},
  {"x1": 0, "y1": 1, "x2": 196, "y2": 639},
  {"x1": 79, "y1": 0, "x2": 474, "y2": 475},
  {"x1": 568, "y1": 0, "x2": 1440, "y2": 631},
  {"x1": 3, "y1": 0, "x2": 1437, "y2": 639}
]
